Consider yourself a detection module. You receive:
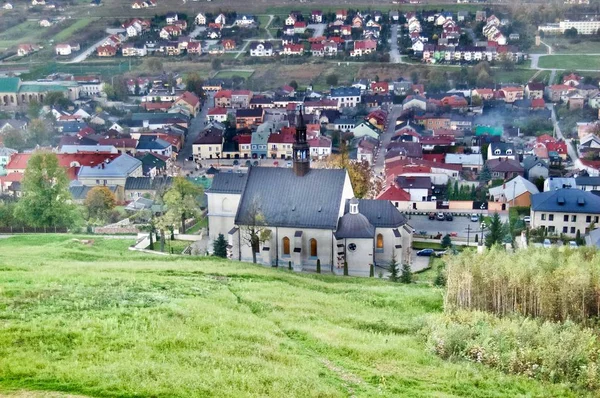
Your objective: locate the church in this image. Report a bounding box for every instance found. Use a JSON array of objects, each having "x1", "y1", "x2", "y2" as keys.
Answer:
[{"x1": 206, "y1": 111, "x2": 413, "y2": 276}]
